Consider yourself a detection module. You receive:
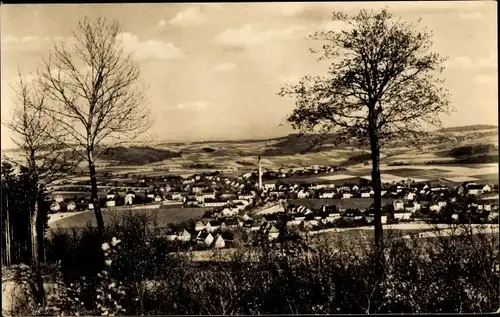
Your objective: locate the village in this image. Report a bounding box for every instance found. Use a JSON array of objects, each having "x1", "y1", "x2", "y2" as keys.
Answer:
[{"x1": 47, "y1": 157, "x2": 500, "y2": 251}]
